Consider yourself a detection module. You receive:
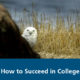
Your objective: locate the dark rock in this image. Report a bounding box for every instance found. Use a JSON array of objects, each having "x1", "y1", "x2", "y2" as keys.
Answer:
[{"x1": 0, "y1": 5, "x2": 40, "y2": 58}]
